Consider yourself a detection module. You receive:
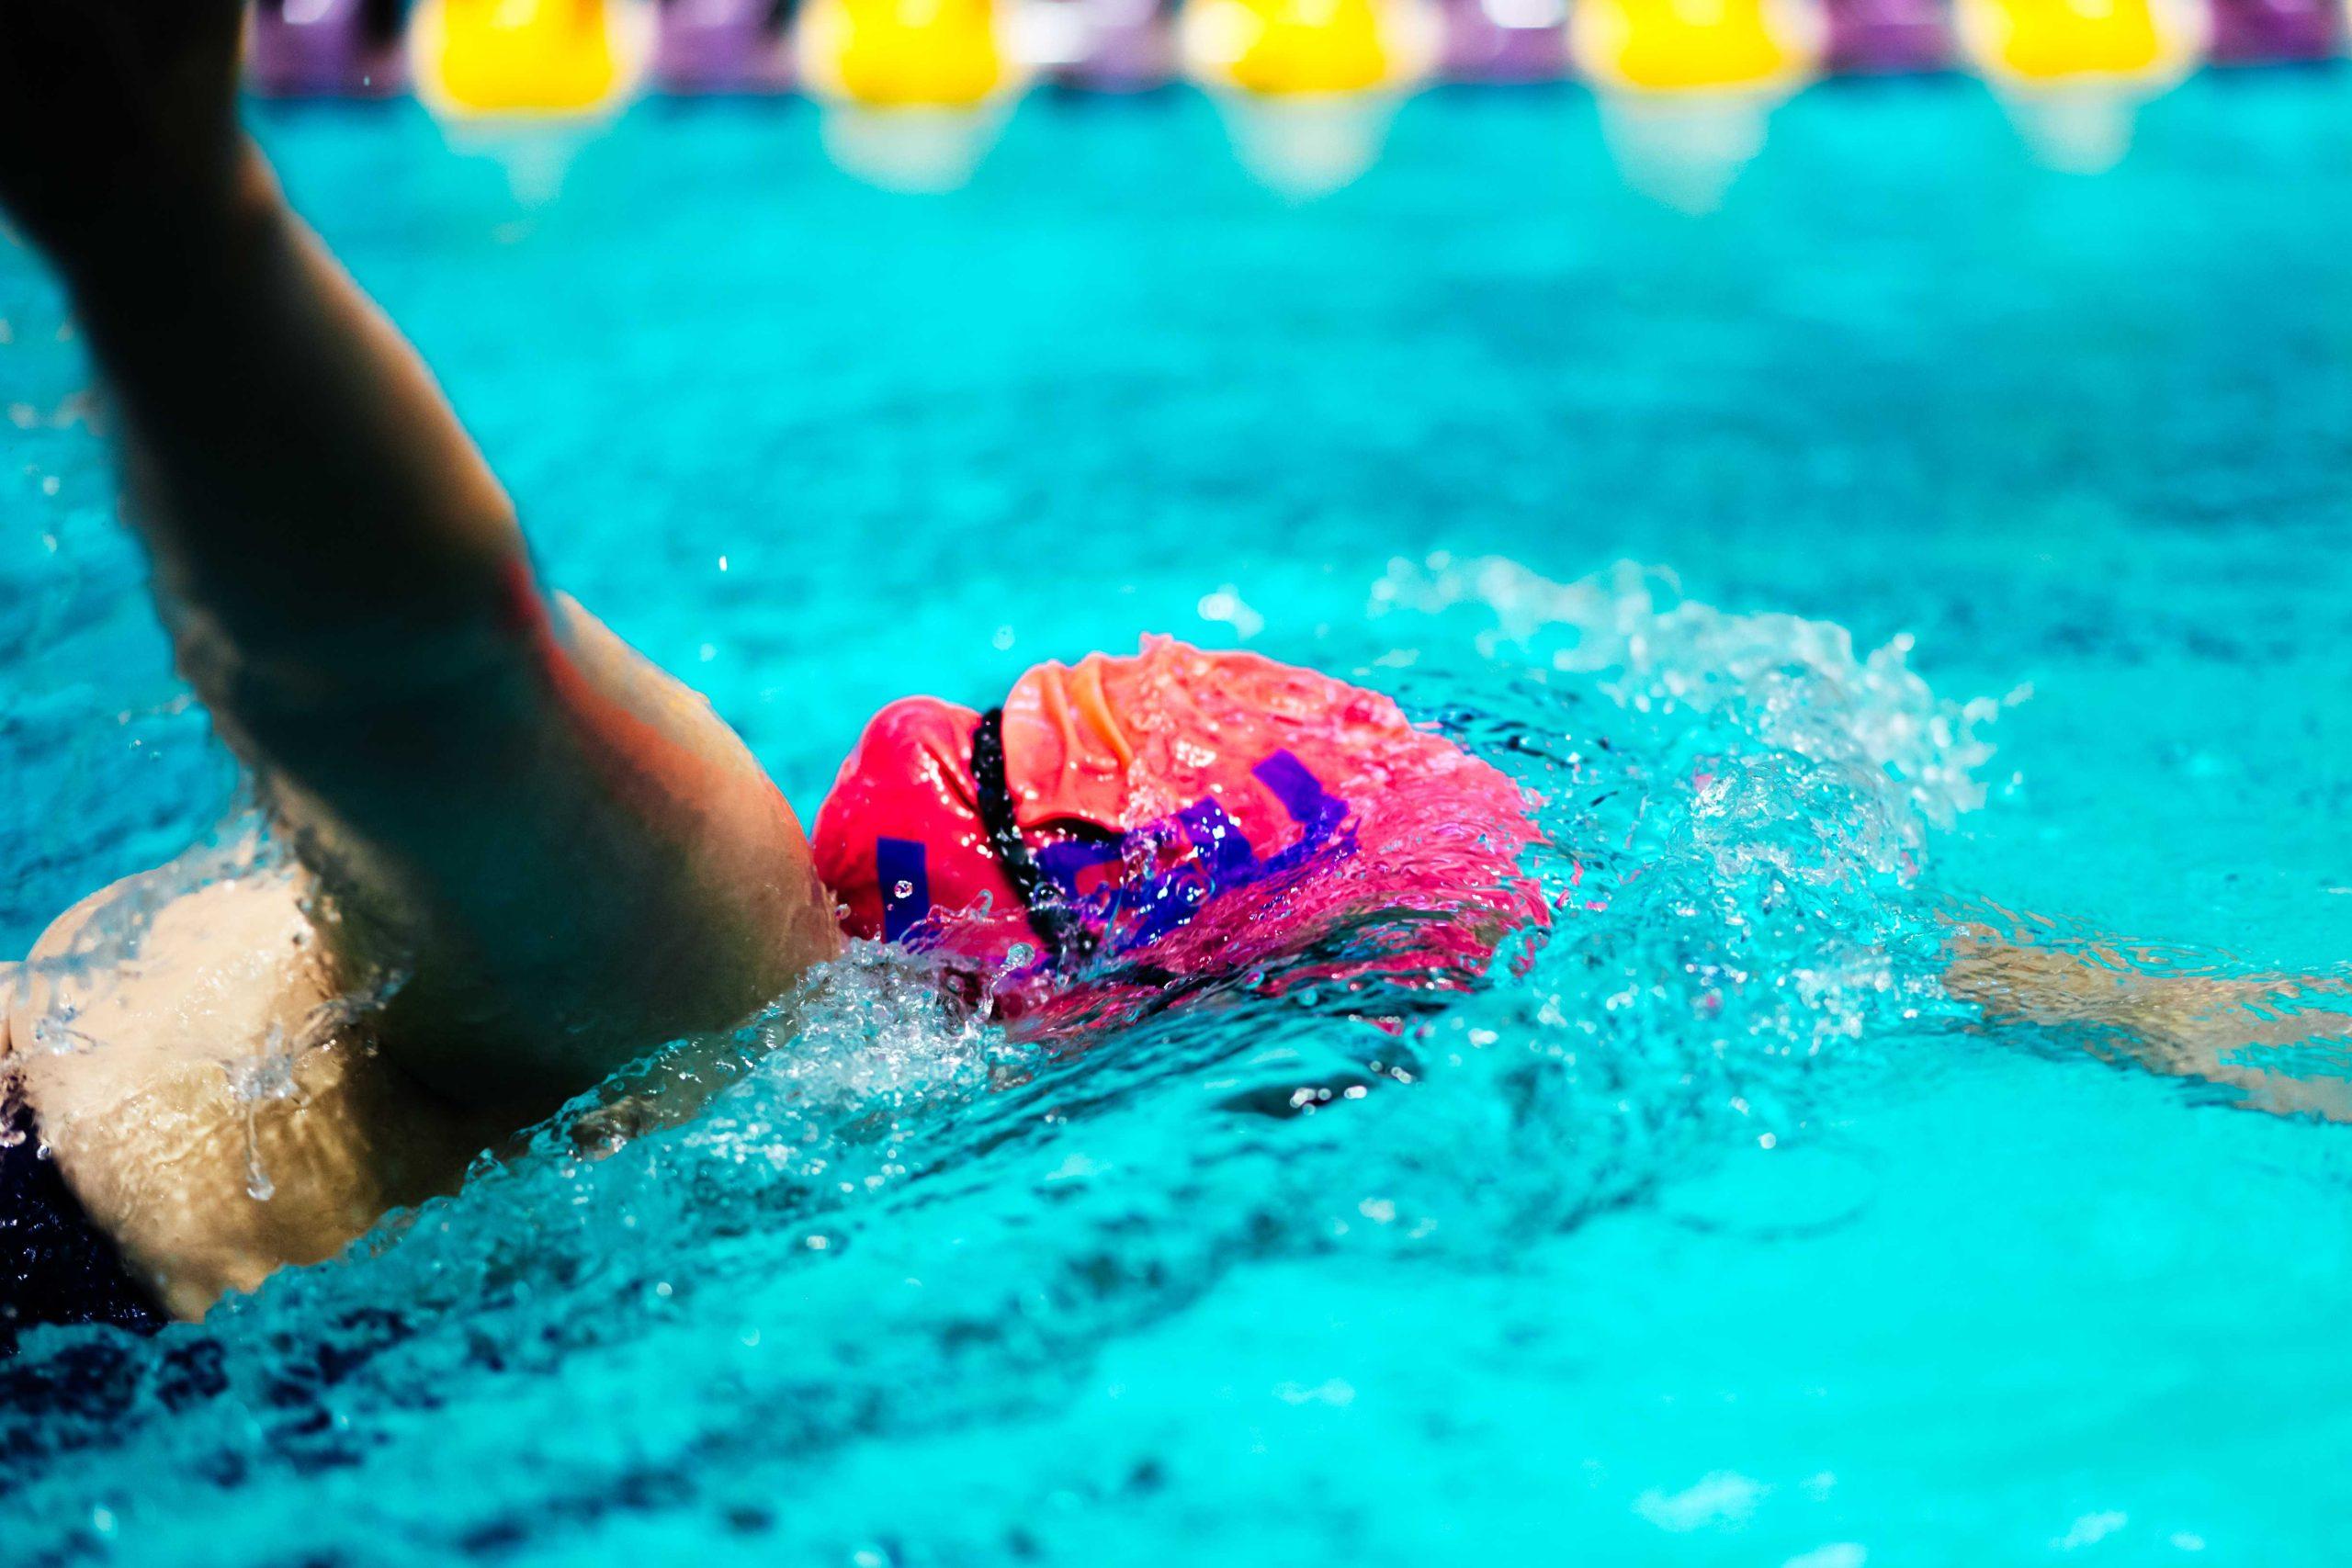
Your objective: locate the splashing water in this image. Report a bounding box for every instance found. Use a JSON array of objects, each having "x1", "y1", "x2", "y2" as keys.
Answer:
[
  {"x1": 0, "y1": 559, "x2": 2012, "y2": 1562},
  {"x1": 1372, "y1": 556, "x2": 2008, "y2": 836}
]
